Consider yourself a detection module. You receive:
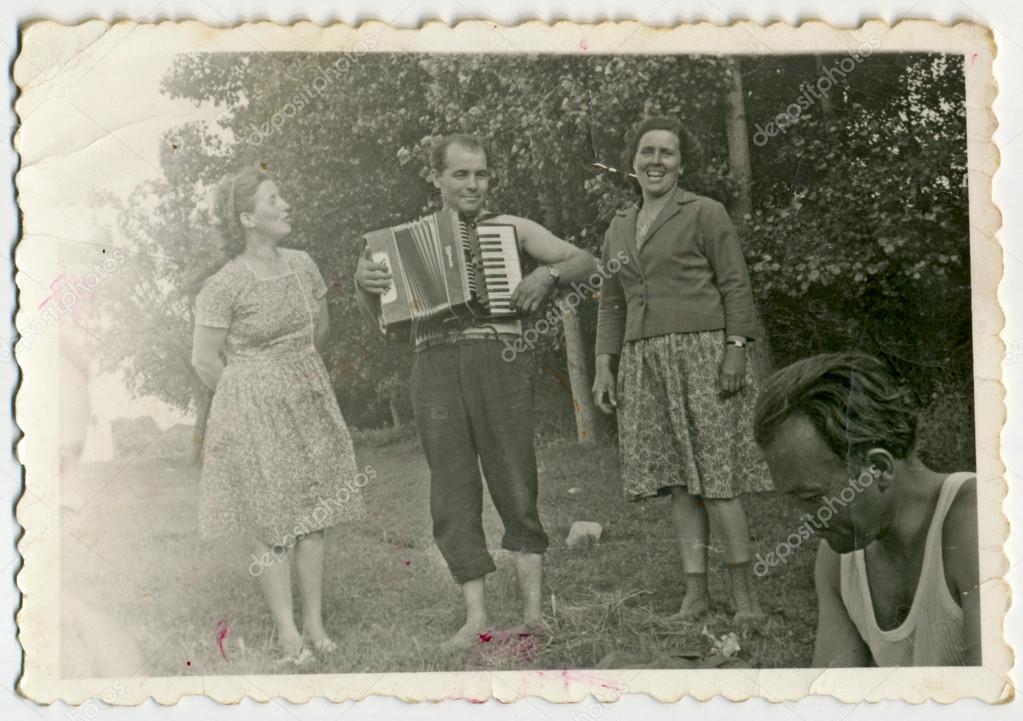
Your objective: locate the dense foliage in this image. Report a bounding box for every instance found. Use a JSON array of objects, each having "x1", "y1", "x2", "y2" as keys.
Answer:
[{"x1": 97, "y1": 51, "x2": 971, "y2": 459}]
